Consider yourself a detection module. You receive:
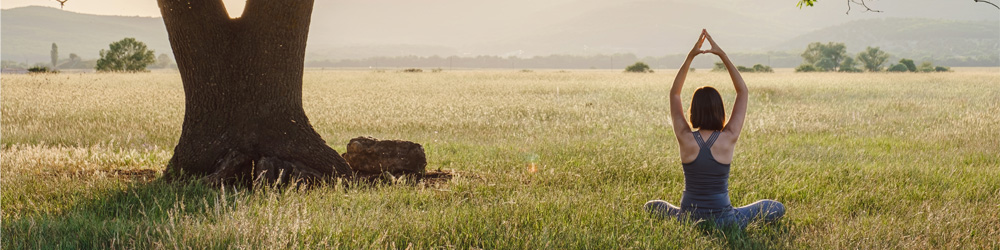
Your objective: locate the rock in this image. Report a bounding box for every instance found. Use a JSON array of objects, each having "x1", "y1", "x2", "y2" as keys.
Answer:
[{"x1": 342, "y1": 137, "x2": 427, "y2": 176}]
